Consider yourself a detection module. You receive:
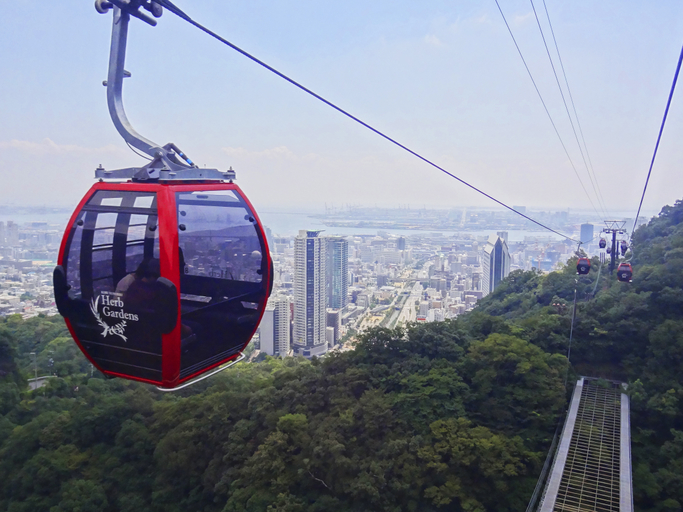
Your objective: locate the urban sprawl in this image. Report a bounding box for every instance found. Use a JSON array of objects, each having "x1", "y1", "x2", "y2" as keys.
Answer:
[{"x1": 0, "y1": 207, "x2": 639, "y2": 362}]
